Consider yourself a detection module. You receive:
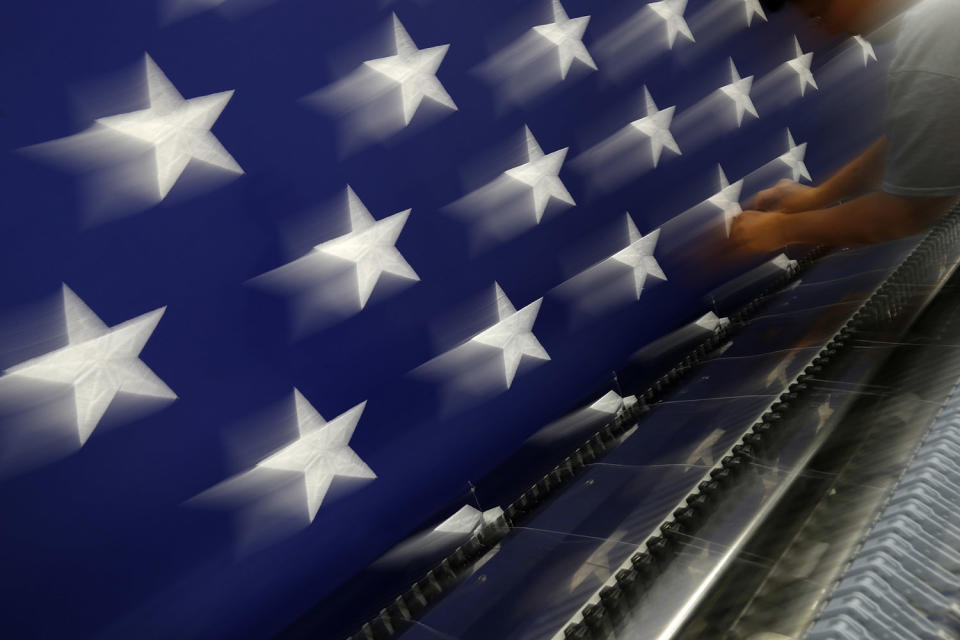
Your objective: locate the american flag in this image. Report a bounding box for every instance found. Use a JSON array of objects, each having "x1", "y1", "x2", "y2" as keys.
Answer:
[{"x1": 0, "y1": 0, "x2": 886, "y2": 637}]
